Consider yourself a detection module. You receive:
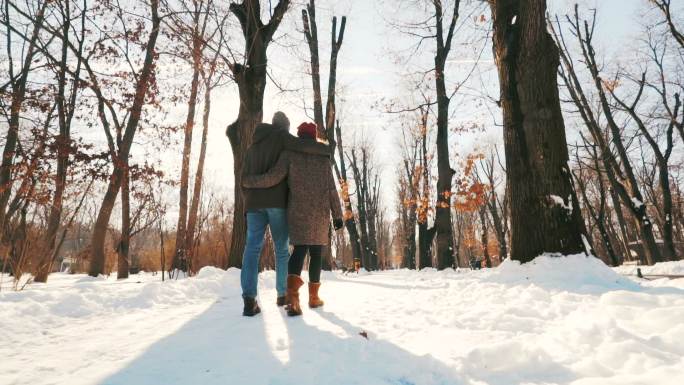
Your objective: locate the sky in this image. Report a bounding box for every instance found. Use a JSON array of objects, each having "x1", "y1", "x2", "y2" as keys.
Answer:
[{"x1": 146, "y1": 0, "x2": 645, "y2": 219}]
